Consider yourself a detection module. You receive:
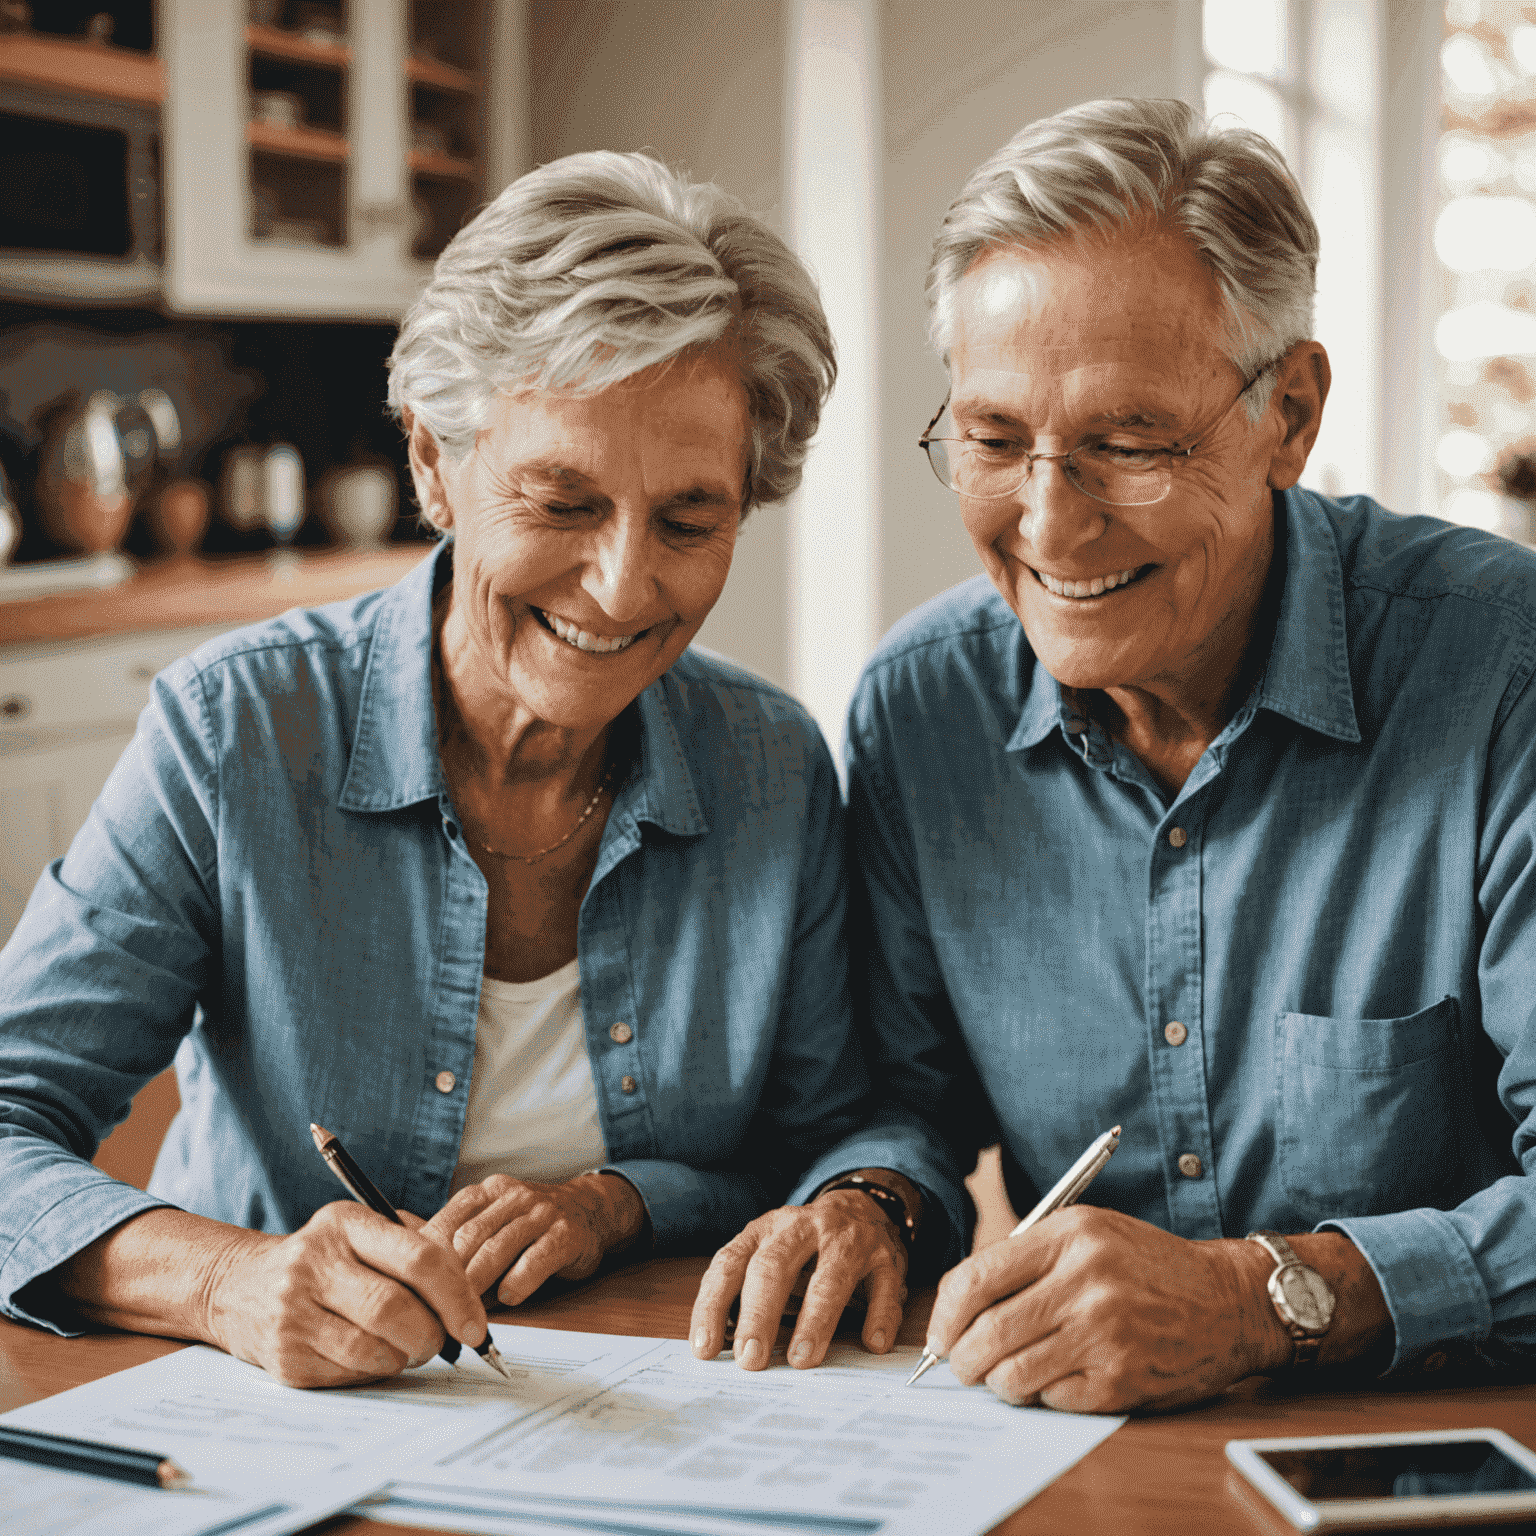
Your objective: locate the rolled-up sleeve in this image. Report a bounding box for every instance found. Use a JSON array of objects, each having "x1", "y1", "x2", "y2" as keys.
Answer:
[
  {"x1": 0, "y1": 659, "x2": 218, "y2": 1329},
  {"x1": 611, "y1": 729, "x2": 870, "y2": 1254}
]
